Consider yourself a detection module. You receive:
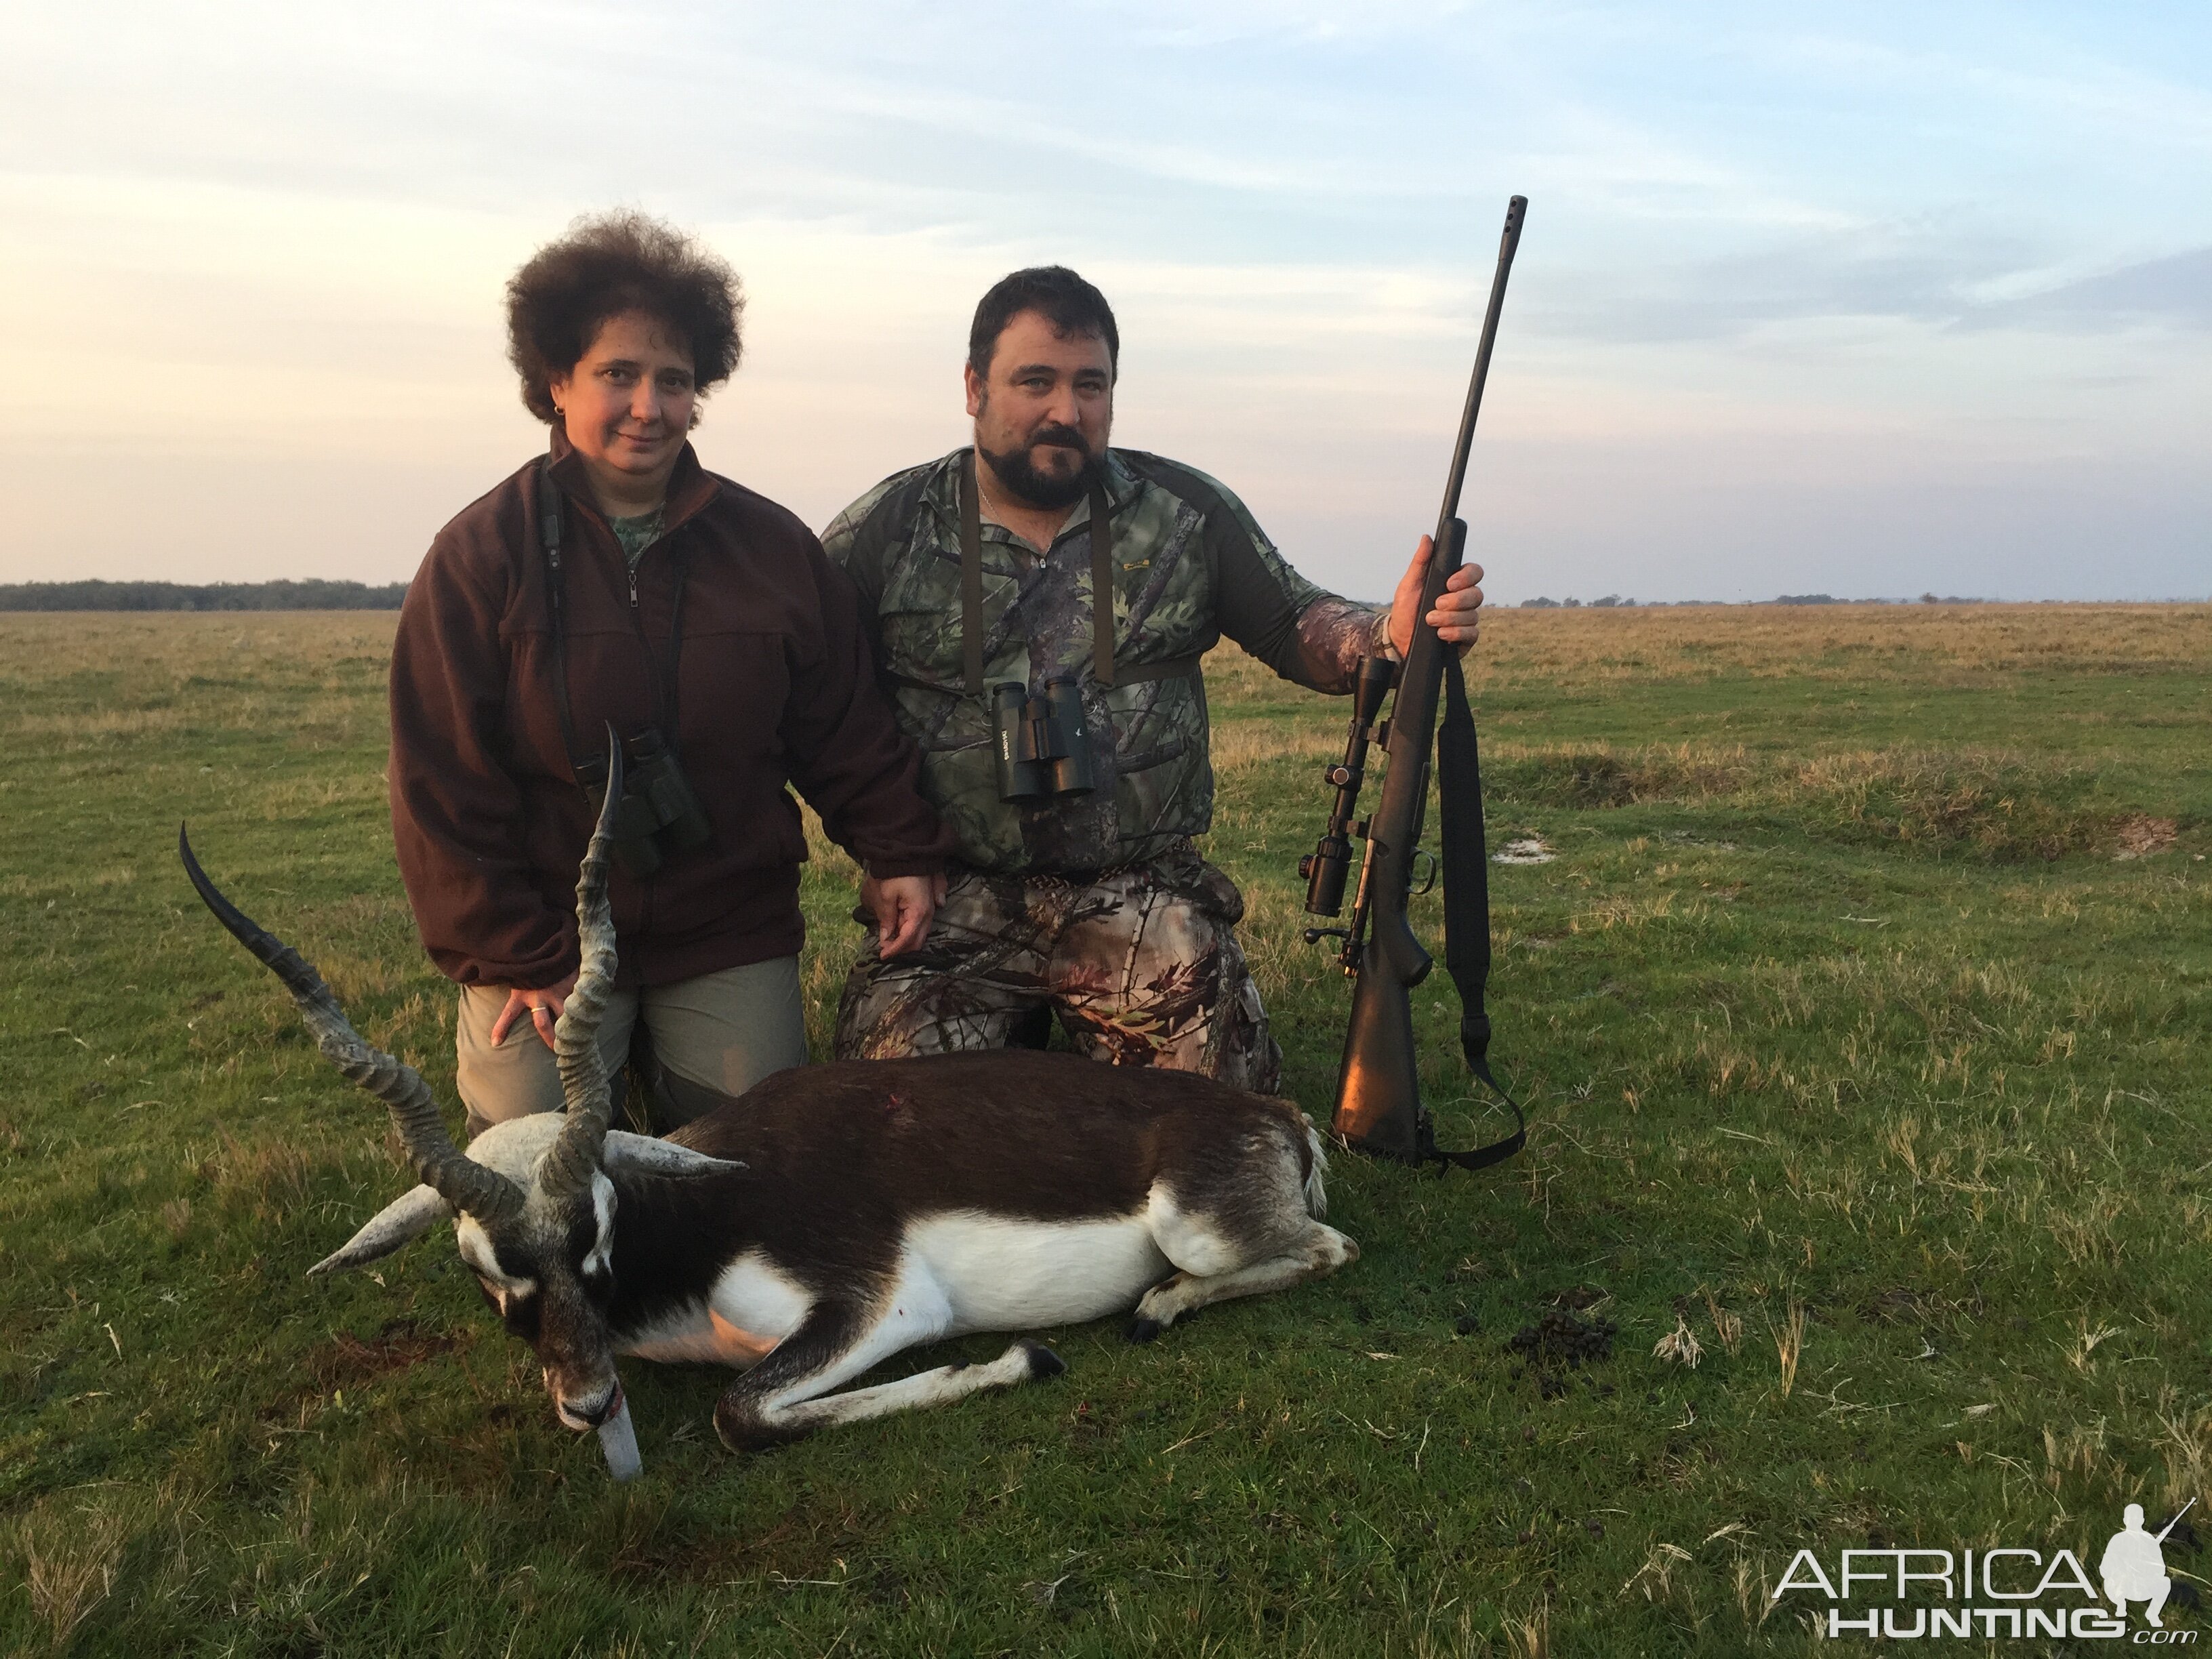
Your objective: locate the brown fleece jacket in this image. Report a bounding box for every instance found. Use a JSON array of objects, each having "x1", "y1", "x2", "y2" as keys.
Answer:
[{"x1": 390, "y1": 436, "x2": 954, "y2": 991}]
